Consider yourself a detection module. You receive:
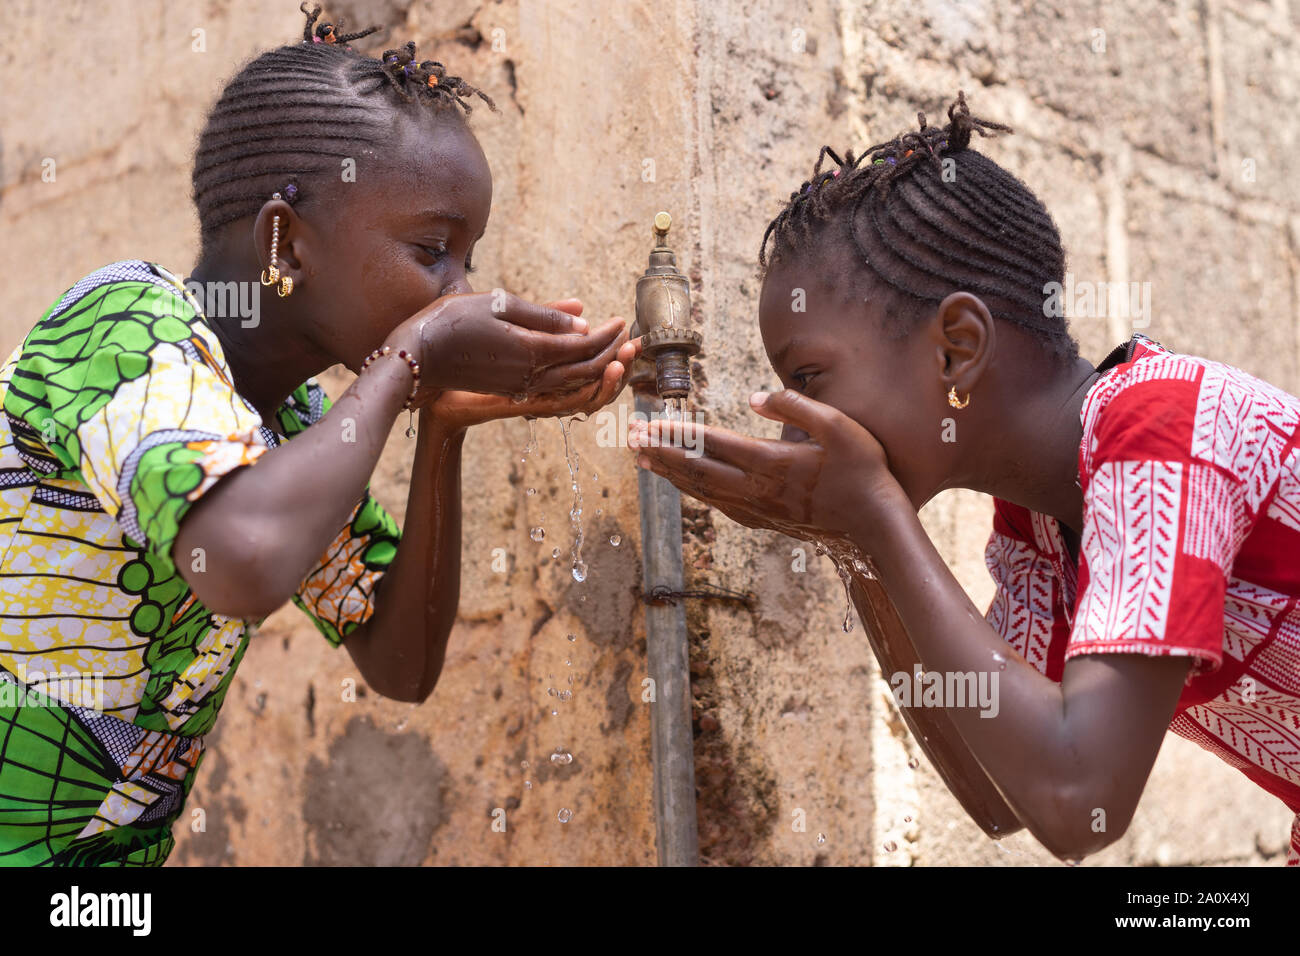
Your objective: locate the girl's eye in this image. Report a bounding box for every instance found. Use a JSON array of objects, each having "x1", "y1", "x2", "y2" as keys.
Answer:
[
  {"x1": 465, "y1": 253, "x2": 476, "y2": 275},
  {"x1": 791, "y1": 370, "x2": 817, "y2": 391},
  {"x1": 421, "y1": 244, "x2": 475, "y2": 274}
]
